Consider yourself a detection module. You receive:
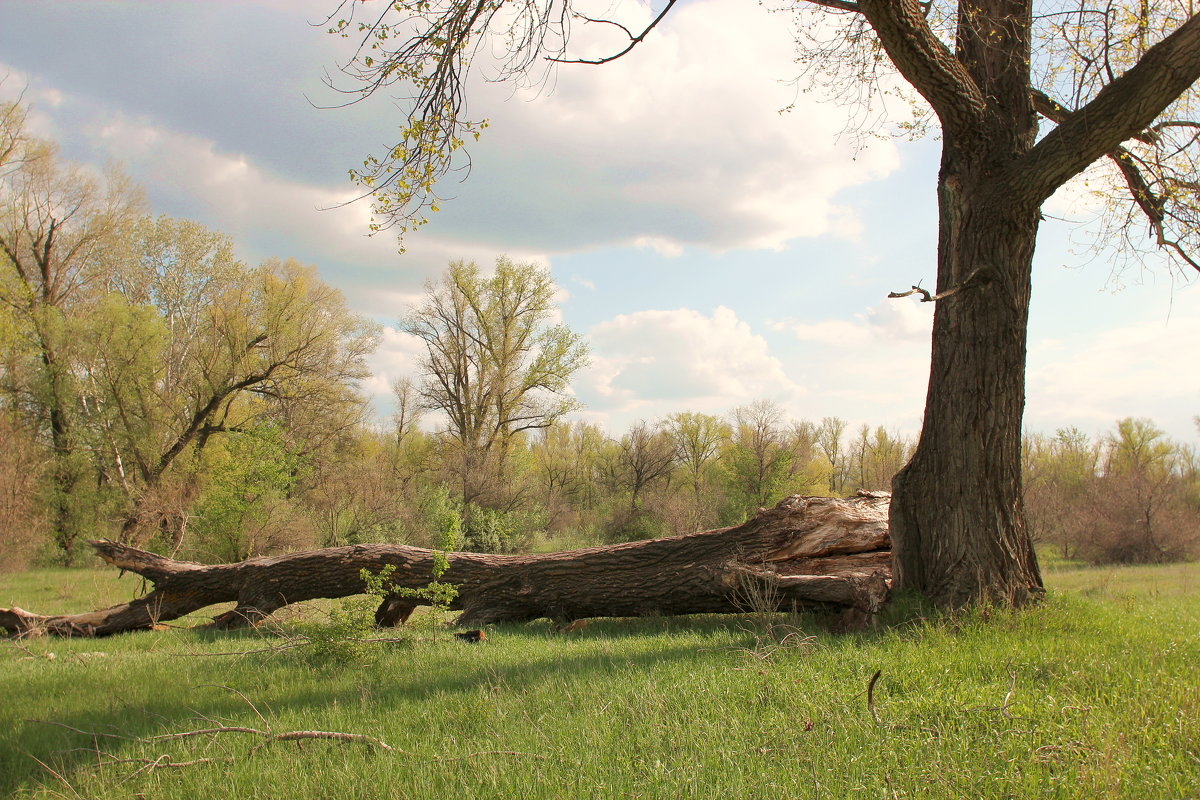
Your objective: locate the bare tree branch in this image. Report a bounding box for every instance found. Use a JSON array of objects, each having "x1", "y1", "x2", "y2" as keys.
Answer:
[
  {"x1": 856, "y1": 0, "x2": 986, "y2": 134},
  {"x1": 800, "y1": 0, "x2": 862, "y2": 12},
  {"x1": 1029, "y1": 80, "x2": 1200, "y2": 274},
  {"x1": 1017, "y1": 12, "x2": 1200, "y2": 205},
  {"x1": 549, "y1": 0, "x2": 680, "y2": 65},
  {"x1": 888, "y1": 268, "x2": 990, "y2": 302}
]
